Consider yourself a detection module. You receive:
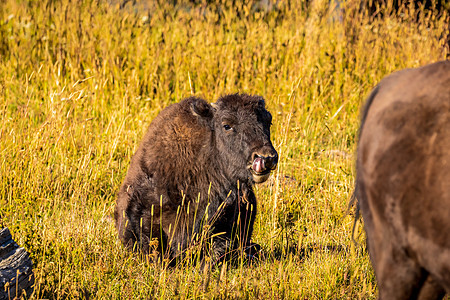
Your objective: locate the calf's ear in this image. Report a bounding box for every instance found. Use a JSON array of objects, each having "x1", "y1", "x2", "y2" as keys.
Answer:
[
  {"x1": 257, "y1": 97, "x2": 266, "y2": 109},
  {"x1": 190, "y1": 98, "x2": 214, "y2": 119}
]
